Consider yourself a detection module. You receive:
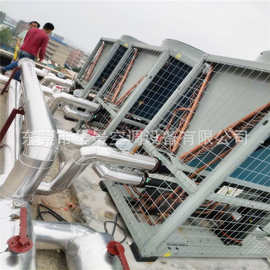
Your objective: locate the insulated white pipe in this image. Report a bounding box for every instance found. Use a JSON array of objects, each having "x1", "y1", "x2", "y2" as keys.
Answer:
[
  {"x1": 40, "y1": 74, "x2": 73, "y2": 88},
  {"x1": 41, "y1": 85, "x2": 55, "y2": 96},
  {"x1": 93, "y1": 163, "x2": 145, "y2": 186},
  {"x1": 35, "y1": 68, "x2": 49, "y2": 78},
  {"x1": 0, "y1": 59, "x2": 58, "y2": 200},
  {"x1": 36, "y1": 141, "x2": 157, "y2": 195},
  {"x1": 63, "y1": 105, "x2": 92, "y2": 121},
  {"x1": 33, "y1": 221, "x2": 115, "y2": 270},
  {"x1": 49, "y1": 92, "x2": 100, "y2": 114}
]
